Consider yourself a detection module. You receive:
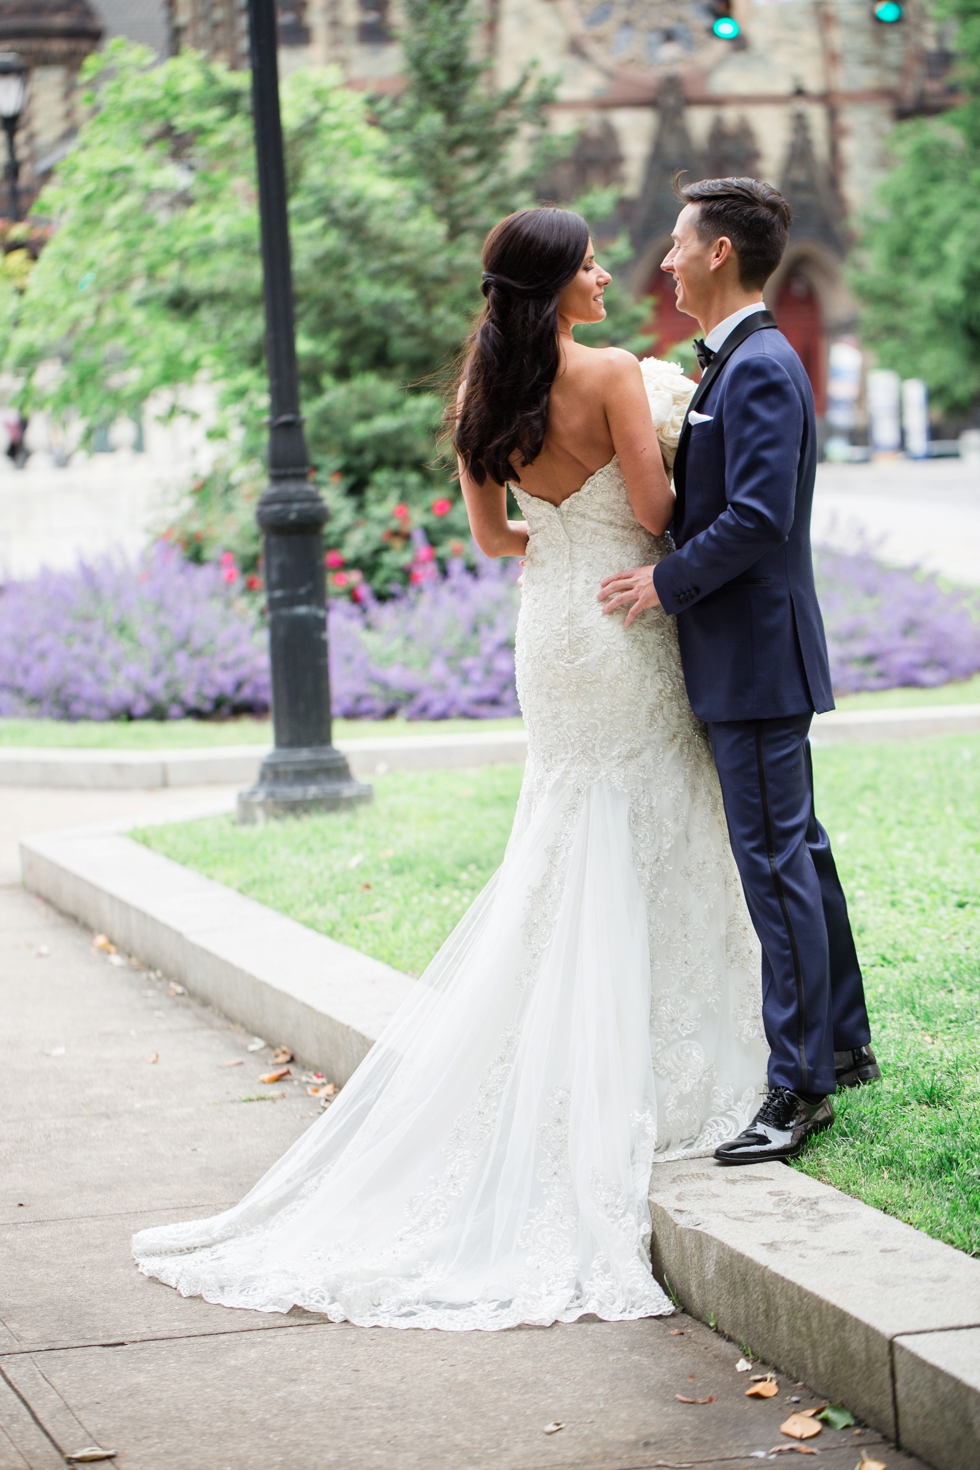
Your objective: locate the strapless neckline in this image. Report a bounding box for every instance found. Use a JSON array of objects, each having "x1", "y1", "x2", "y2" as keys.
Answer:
[{"x1": 509, "y1": 455, "x2": 617, "y2": 509}]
